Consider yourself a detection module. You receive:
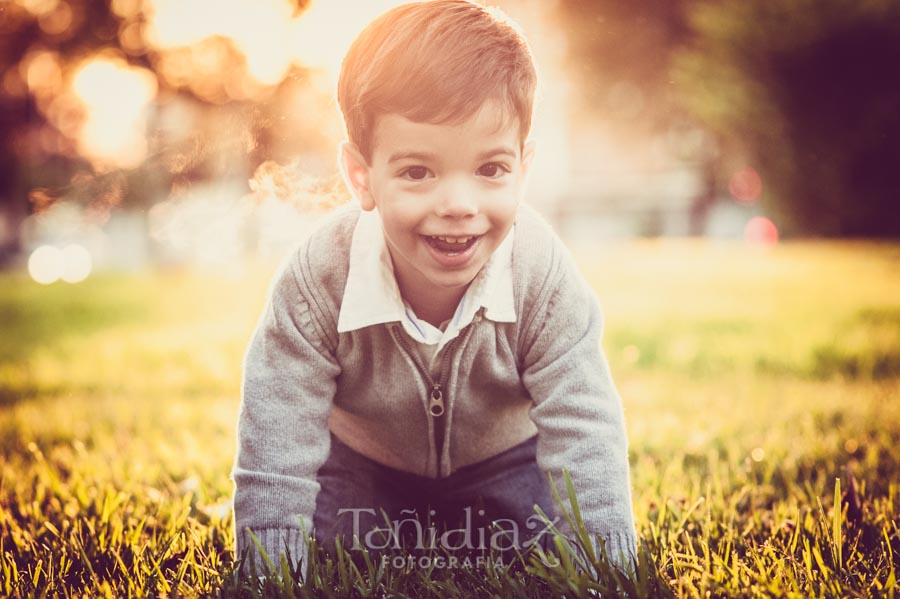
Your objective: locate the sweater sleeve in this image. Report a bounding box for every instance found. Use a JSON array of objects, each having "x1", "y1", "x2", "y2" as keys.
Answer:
[
  {"x1": 231, "y1": 256, "x2": 340, "y2": 580},
  {"x1": 521, "y1": 252, "x2": 637, "y2": 572}
]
